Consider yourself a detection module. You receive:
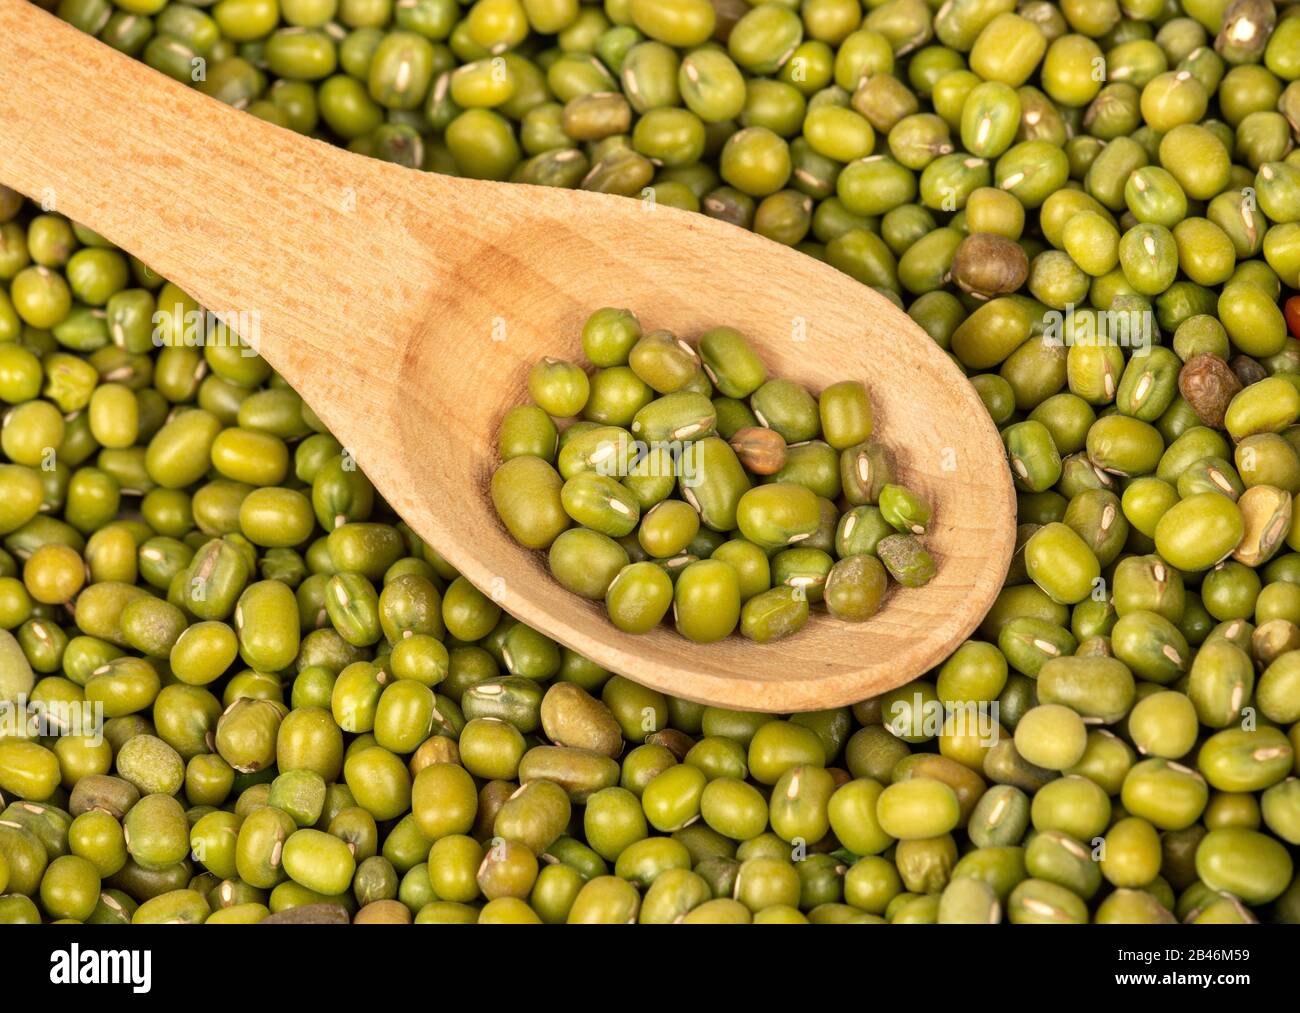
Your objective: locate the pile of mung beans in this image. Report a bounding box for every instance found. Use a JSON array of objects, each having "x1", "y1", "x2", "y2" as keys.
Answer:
[
  {"x1": 0, "y1": 0, "x2": 1297, "y2": 923},
  {"x1": 494, "y1": 319, "x2": 935, "y2": 646}
]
